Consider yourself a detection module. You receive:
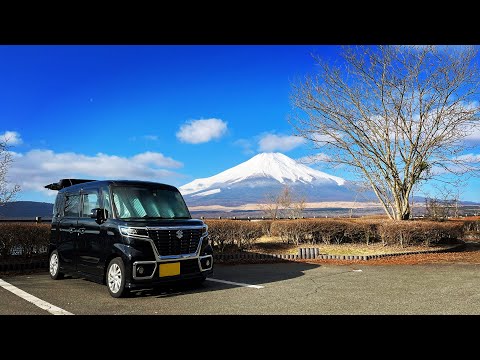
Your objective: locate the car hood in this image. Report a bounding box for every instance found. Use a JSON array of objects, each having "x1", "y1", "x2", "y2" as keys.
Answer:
[{"x1": 120, "y1": 218, "x2": 205, "y2": 228}]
